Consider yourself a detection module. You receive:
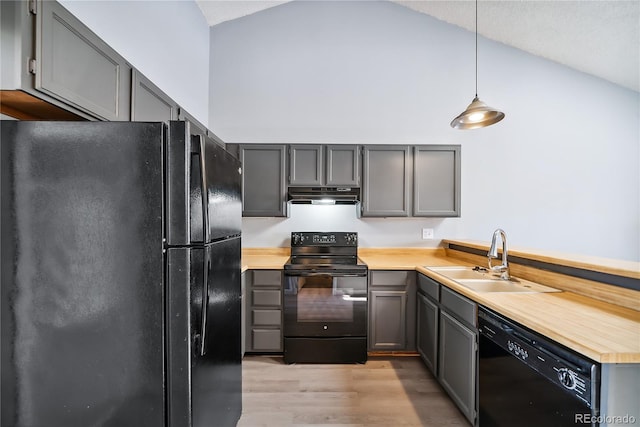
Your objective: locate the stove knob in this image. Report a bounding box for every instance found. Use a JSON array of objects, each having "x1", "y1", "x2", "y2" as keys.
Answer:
[
  {"x1": 292, "y1": 234, "x2": 300, "y2": 245},
  {"x1": 558, "y1": 368, "x2": 576, "y2": 390}
]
